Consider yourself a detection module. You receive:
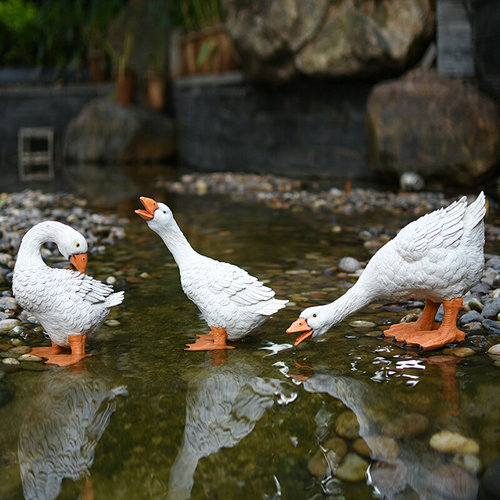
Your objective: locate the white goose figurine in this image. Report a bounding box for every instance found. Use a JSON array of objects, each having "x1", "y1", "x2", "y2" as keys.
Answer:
[
  {"x1": 287, "y1": 192, "x2": 486, "y2": 351},
  {"x1": 13, "y1": 221, "x2": 124, "y2": 366},
  {"x1": 135, "y1": 197, "x2": 288, "y2": 350}
]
